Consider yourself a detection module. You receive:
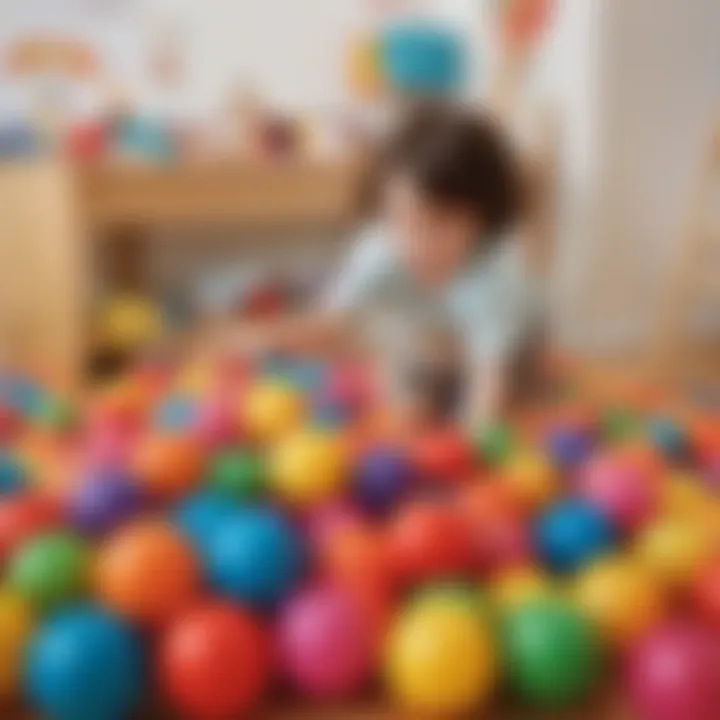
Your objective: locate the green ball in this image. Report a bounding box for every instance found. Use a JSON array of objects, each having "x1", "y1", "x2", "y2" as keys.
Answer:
[
  {"x1": 476, "y1": 423, "x2": 514, "y2": 466},
  {"x1": 9, "y1": 532, "x2": 89, "y2": 613},
  {"x1": 207, "y1": 449, "x2": 266, "y2": 501},
  {"x1": 502, "y1": 600, "x2": 602, "y2": 708},
  {"x1": 601, "y1": 407, "x2": 641, "y2": 443},
  {"x1": 38, "y1": 397, "x2": 76, "y2": 432}
]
